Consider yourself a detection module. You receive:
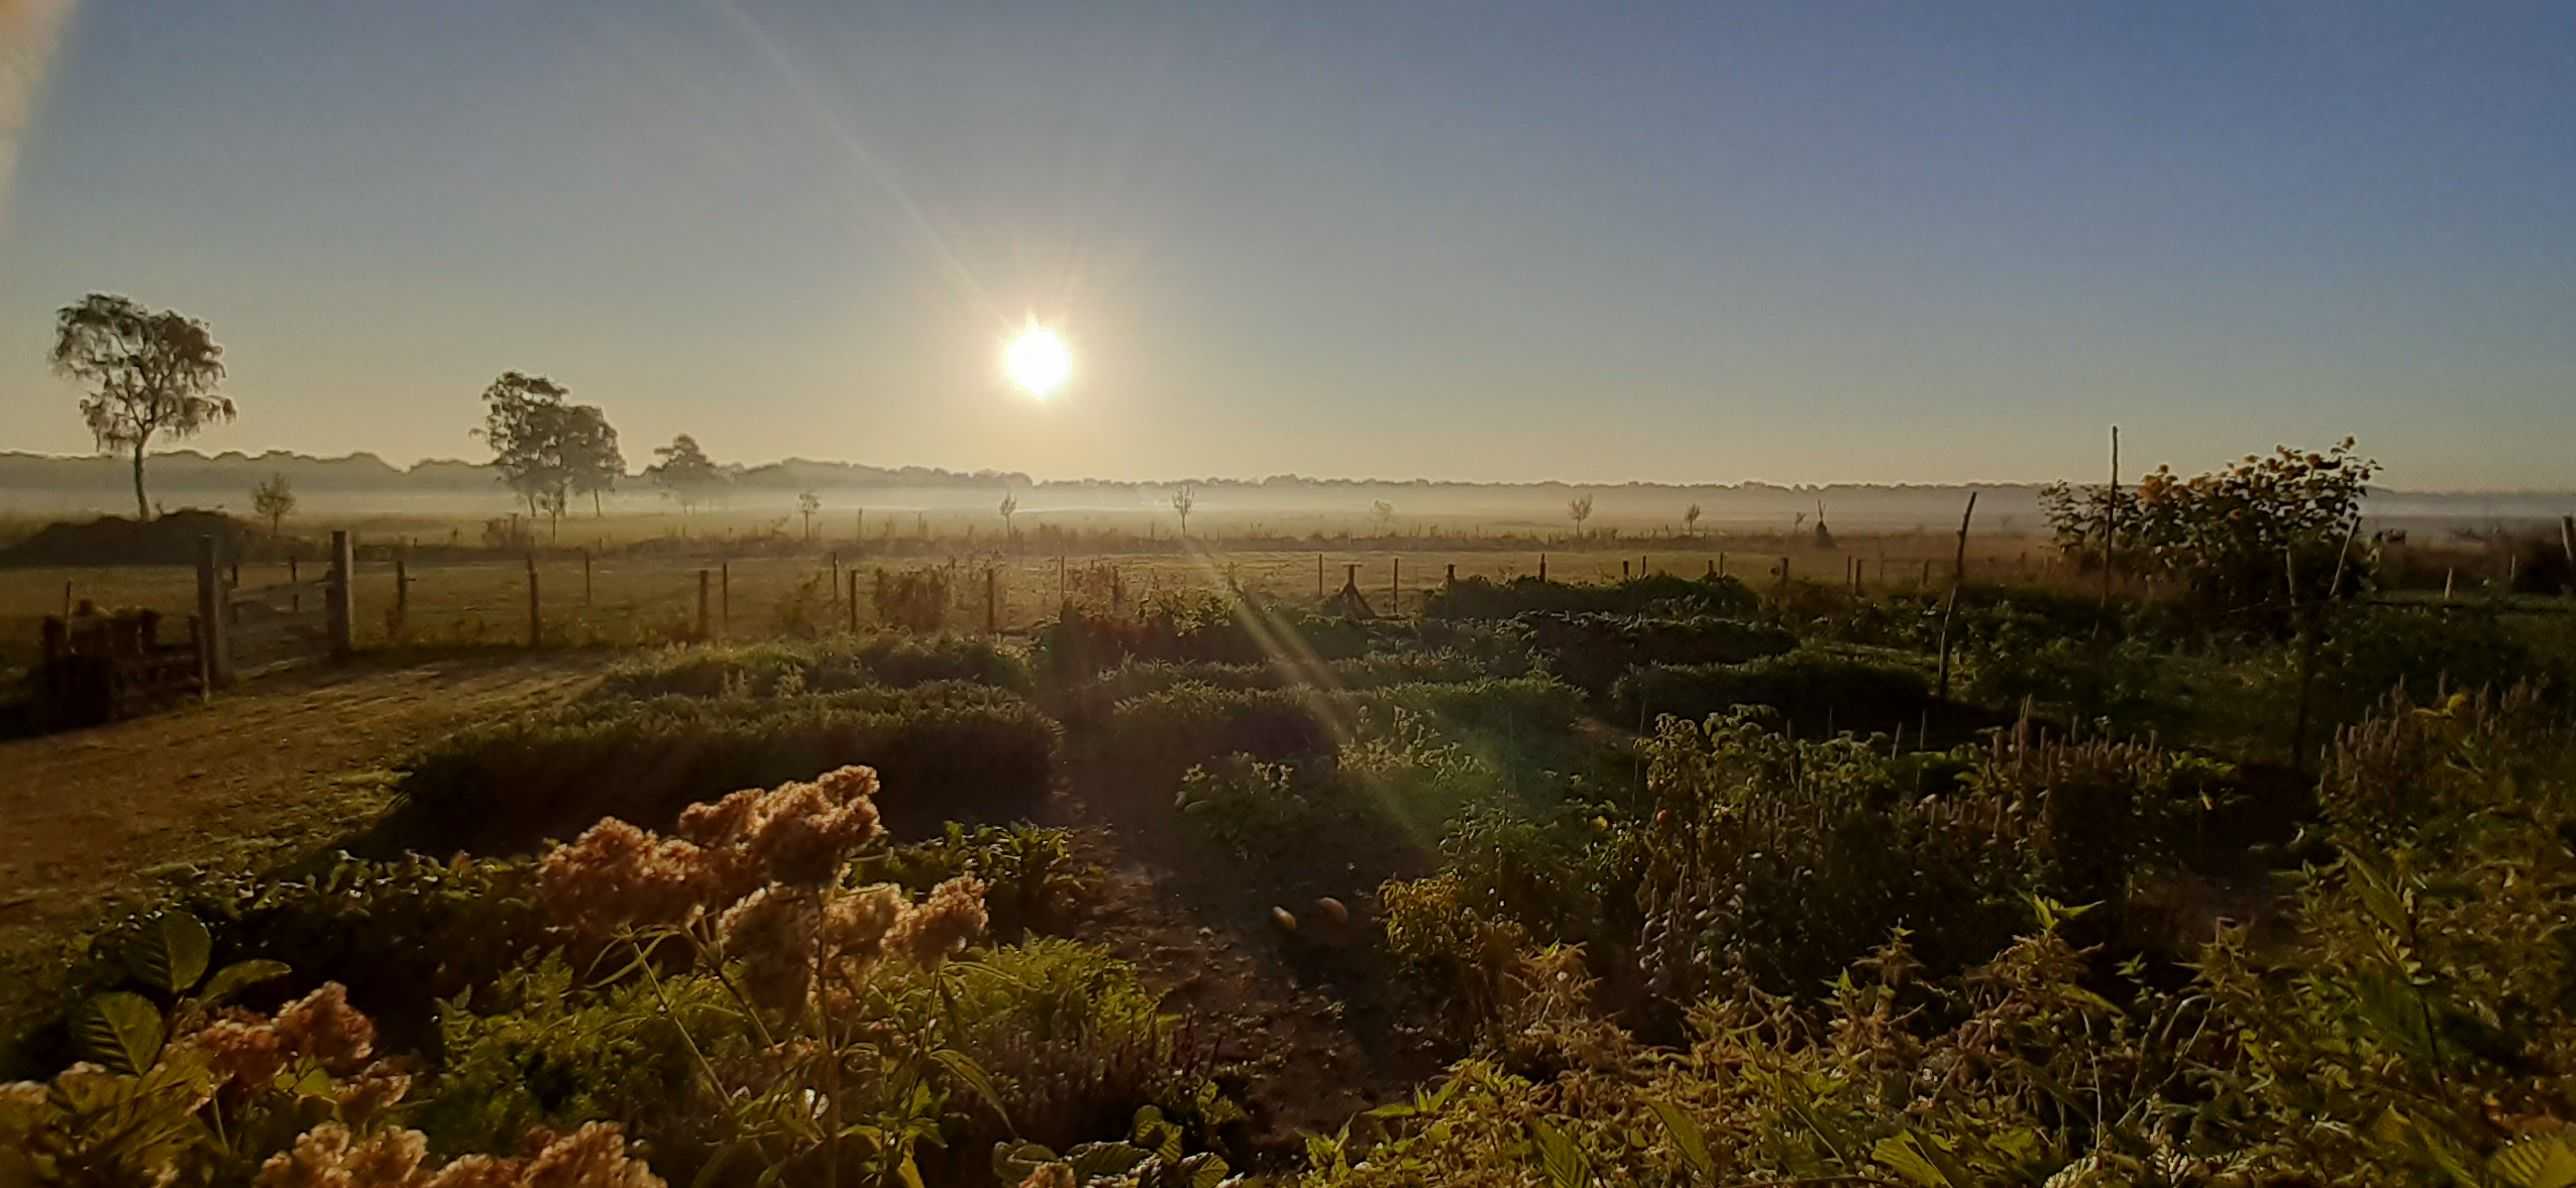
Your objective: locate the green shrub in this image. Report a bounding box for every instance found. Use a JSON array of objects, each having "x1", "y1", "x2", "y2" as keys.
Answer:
[
  {"x1": 414, "y1": 955, "x2": 735, "y2": 1163},
  {"x1": 859, "y1": 822, "x2": 1091, "y2": 940},
  {"x1": 1517, "y1": 612, "x2": 1797, "y2": 693},
  {"x1": 1611, "y1": 648, "x2": 1931, "y2": 737},
  {"x1": 388, "y1": 686, "x2": 1061, "y2": 853},
  {"x1": 592, "y1": 634, "x2": 1032, "y2": 701},
  {"x1": 1091, "y1": 684, "x2": 1337, "y2": 792},
  {"x1": 1421, "y1": 573, "x2": 1758, "y2": 621}
]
